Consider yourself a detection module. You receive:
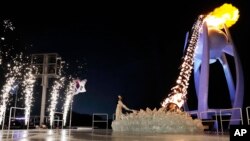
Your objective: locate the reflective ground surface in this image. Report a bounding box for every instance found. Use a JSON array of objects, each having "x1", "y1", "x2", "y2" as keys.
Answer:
[{"x1": 0, "y1": 128, "x2": 229, "y2": 141}]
